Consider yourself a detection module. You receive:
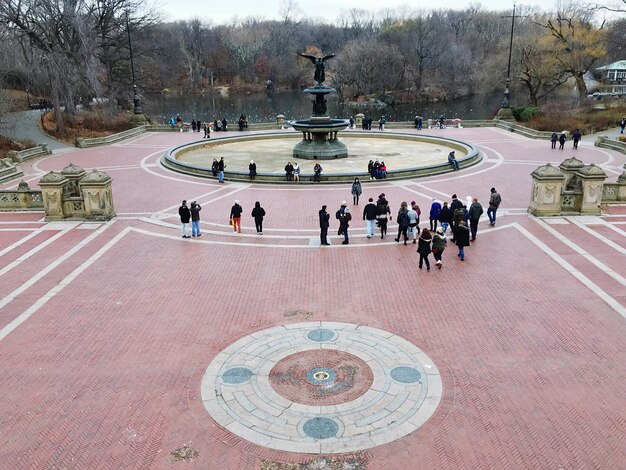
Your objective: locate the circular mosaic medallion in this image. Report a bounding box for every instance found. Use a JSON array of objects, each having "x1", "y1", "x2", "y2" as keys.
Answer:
[
  {"x1": 201, "y1": 322, "x2": 442, "y2": 454},
  {"x1": 270, "y1": 349, "x2": 373, "y2": 405}
]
